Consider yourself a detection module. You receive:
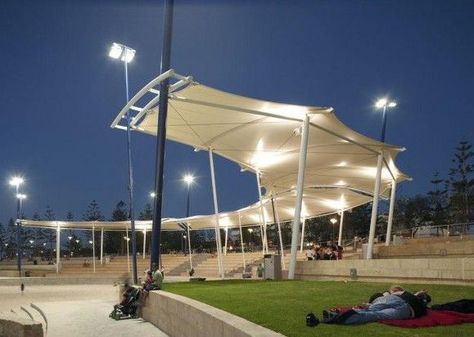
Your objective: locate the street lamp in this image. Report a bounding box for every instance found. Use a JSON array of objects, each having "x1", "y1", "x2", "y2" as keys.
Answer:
[
  {"x1": 150, "y1": 192, "x2": 156, "y2": 198},
  {"x1": 9, "y1": 176, "x2": 24, "y2": 276},
  {"x1": 109, "y1": 41, "x2": 138, "y2": 284},
  {"x1": 375, "y1": 98, "x2": 397, "y2": 142}
]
